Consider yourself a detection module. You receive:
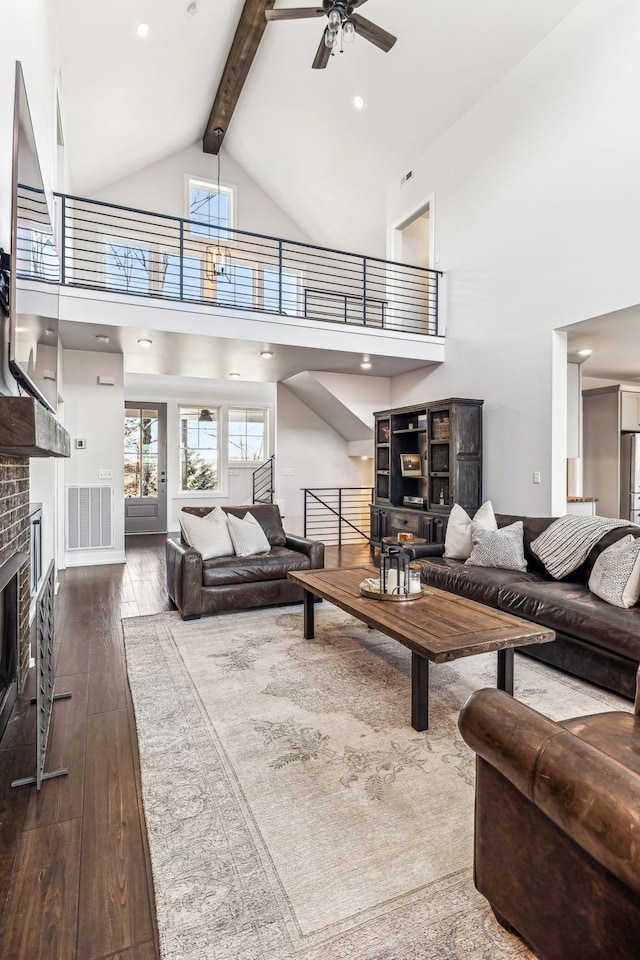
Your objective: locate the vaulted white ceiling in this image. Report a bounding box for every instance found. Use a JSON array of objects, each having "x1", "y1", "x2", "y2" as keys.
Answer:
[{"x1": 56, "y1": 0, "x2": 584, "y2": 253}]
